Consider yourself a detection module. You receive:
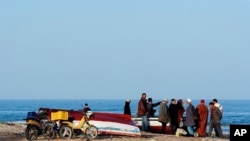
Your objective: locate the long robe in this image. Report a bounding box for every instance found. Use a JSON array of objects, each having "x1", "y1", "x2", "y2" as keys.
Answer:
[
  {"x1": 196, "y1": 103, "x2": 208, "y2": 137},
  {"x1": 124, "y1": 102, "x2": 131, "y2": 115}
]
